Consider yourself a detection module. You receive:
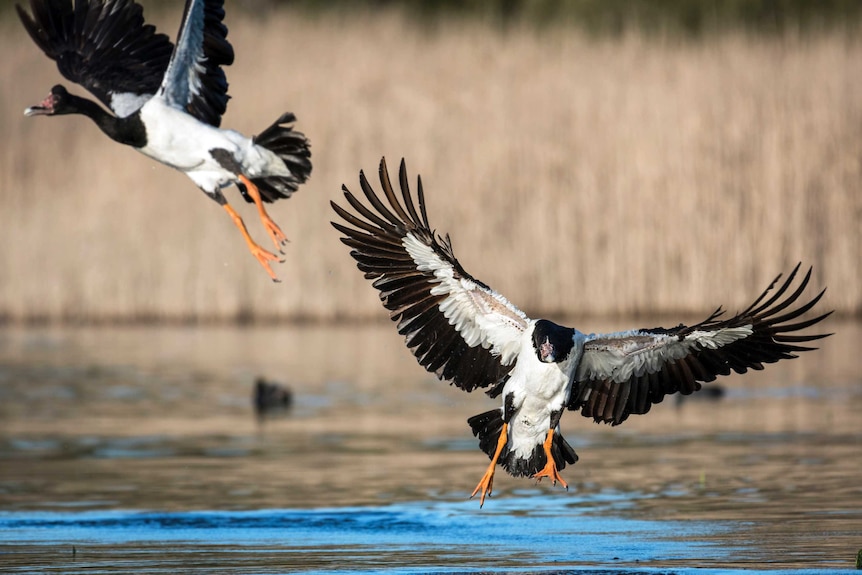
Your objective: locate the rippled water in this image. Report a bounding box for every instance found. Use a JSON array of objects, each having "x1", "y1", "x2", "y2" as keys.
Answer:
[{"x1": 0, "y1": 321, "x2": 860, "y2": 573}]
